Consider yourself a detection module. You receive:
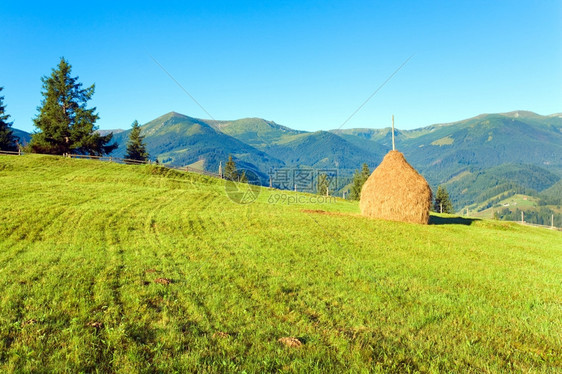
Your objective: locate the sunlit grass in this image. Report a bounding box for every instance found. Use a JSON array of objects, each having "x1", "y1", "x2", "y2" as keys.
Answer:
[{"x1": 0, "y1": 154, "x2": 560, "y2": 372}]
